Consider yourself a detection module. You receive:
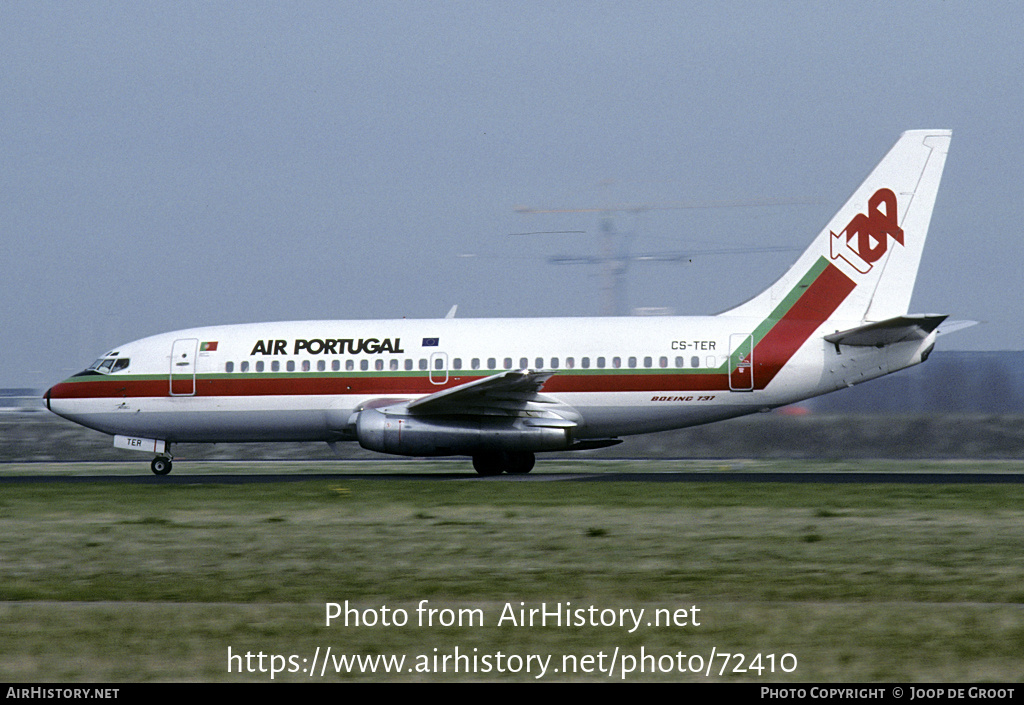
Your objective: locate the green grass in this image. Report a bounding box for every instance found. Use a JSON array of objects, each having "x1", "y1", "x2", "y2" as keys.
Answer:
[{"x1": 1, "y1": 461, "x2": 1023, "y2": 681}]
